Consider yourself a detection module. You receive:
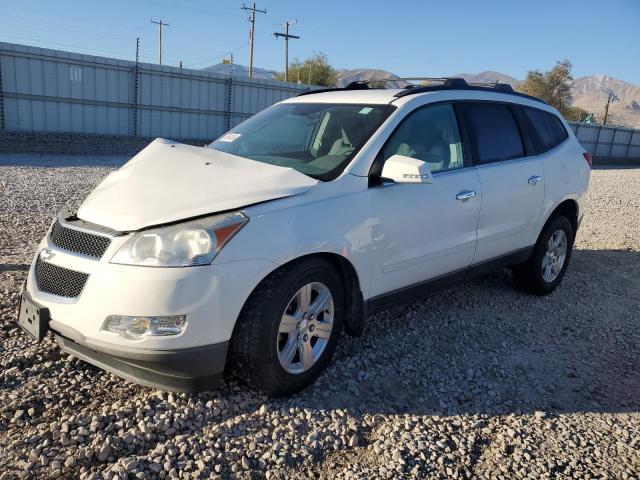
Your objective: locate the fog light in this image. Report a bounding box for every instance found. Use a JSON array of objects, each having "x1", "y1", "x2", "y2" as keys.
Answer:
[{"x1": 102, "y1": 315, "x2": 186, "y2": 340}]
